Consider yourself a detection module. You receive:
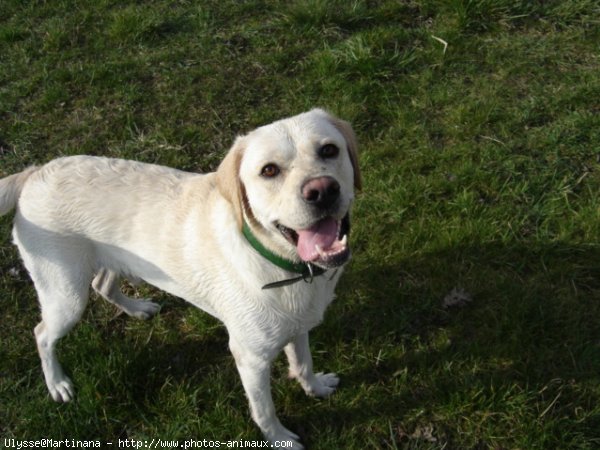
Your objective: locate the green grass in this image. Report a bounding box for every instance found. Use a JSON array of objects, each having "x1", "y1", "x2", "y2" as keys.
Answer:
[{"x1": 1, "y1": 0, "x2": 600, "y2": 448}]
